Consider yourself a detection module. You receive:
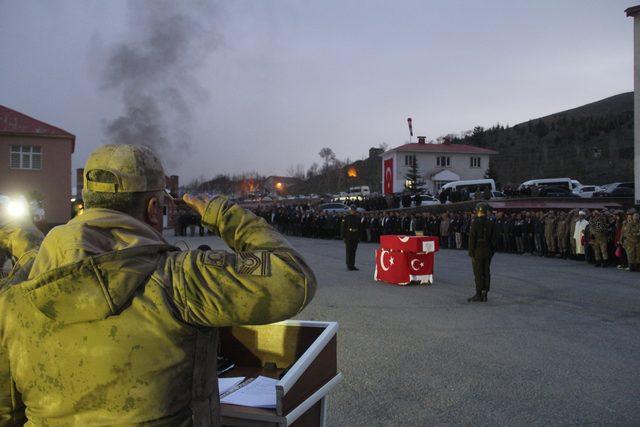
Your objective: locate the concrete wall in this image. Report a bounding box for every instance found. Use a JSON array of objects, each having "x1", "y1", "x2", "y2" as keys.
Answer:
[
  {"x1": 382, "y1": 151, "x2": 491, "y2": 193},
  {"x1": 0, "y1": 136, "x2": 72, "y2": 224}
]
